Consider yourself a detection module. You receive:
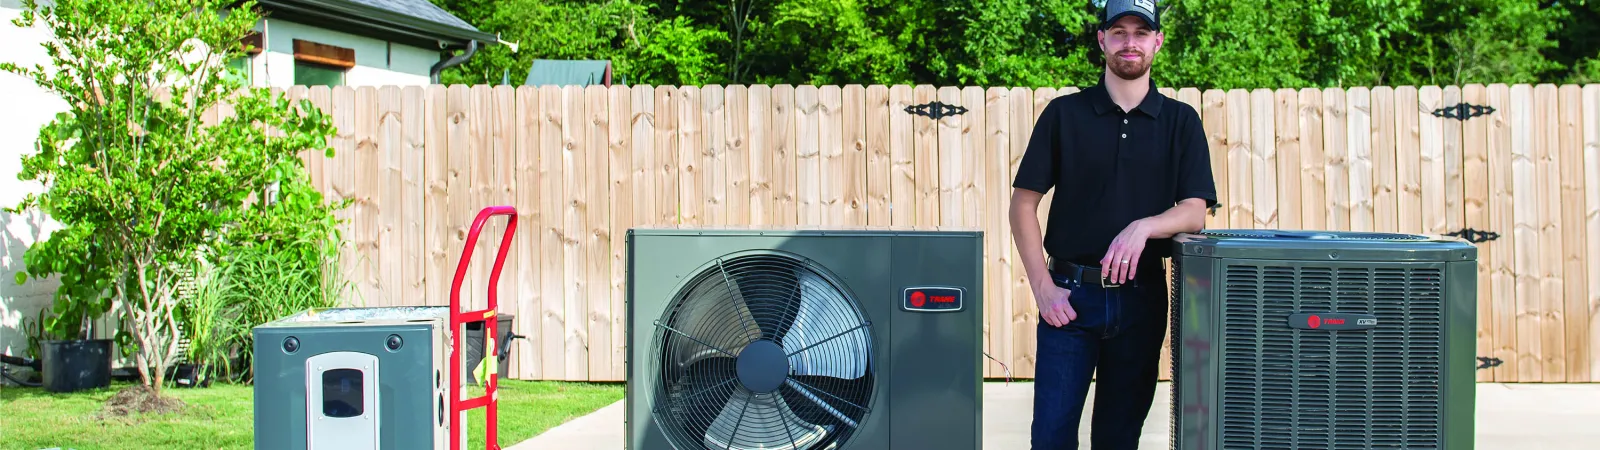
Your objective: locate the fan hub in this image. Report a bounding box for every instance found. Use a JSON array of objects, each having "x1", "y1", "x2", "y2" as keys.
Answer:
[{"x1": 736, "y1": 339, "x2": 789, "y2": 393}]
